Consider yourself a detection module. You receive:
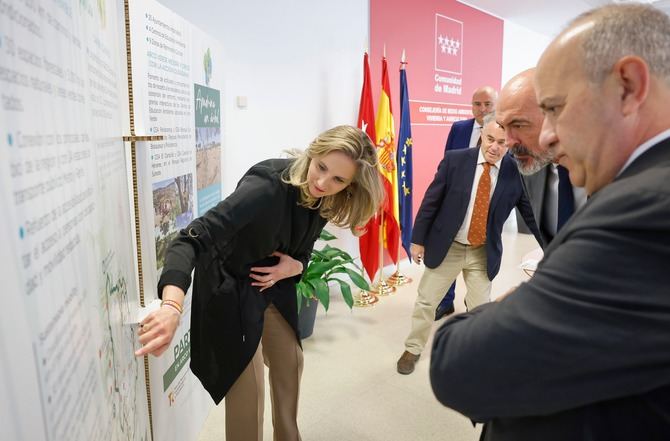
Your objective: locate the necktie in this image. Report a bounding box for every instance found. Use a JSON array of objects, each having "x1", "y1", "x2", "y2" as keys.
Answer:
[
  {"x1": 475, "y1": 126, "x2": 482, "y2": 148},
  {"x1": 557, "y1": 165, "x2": 574, "y2": 231},
  {"x1": 468, "y1": 162, "x2": 491, "y2": 246}
]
